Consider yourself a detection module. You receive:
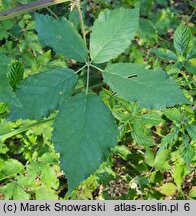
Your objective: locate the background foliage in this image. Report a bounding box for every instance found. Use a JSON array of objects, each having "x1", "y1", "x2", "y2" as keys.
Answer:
[{"x1": 0, "y1": 0, "x2": 195, "y2": 200}]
